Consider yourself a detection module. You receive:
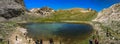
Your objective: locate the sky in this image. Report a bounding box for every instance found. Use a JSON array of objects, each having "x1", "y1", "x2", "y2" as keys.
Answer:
[{"x1": 24, "y1": 0, "x2": 120, "y2": 12}]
